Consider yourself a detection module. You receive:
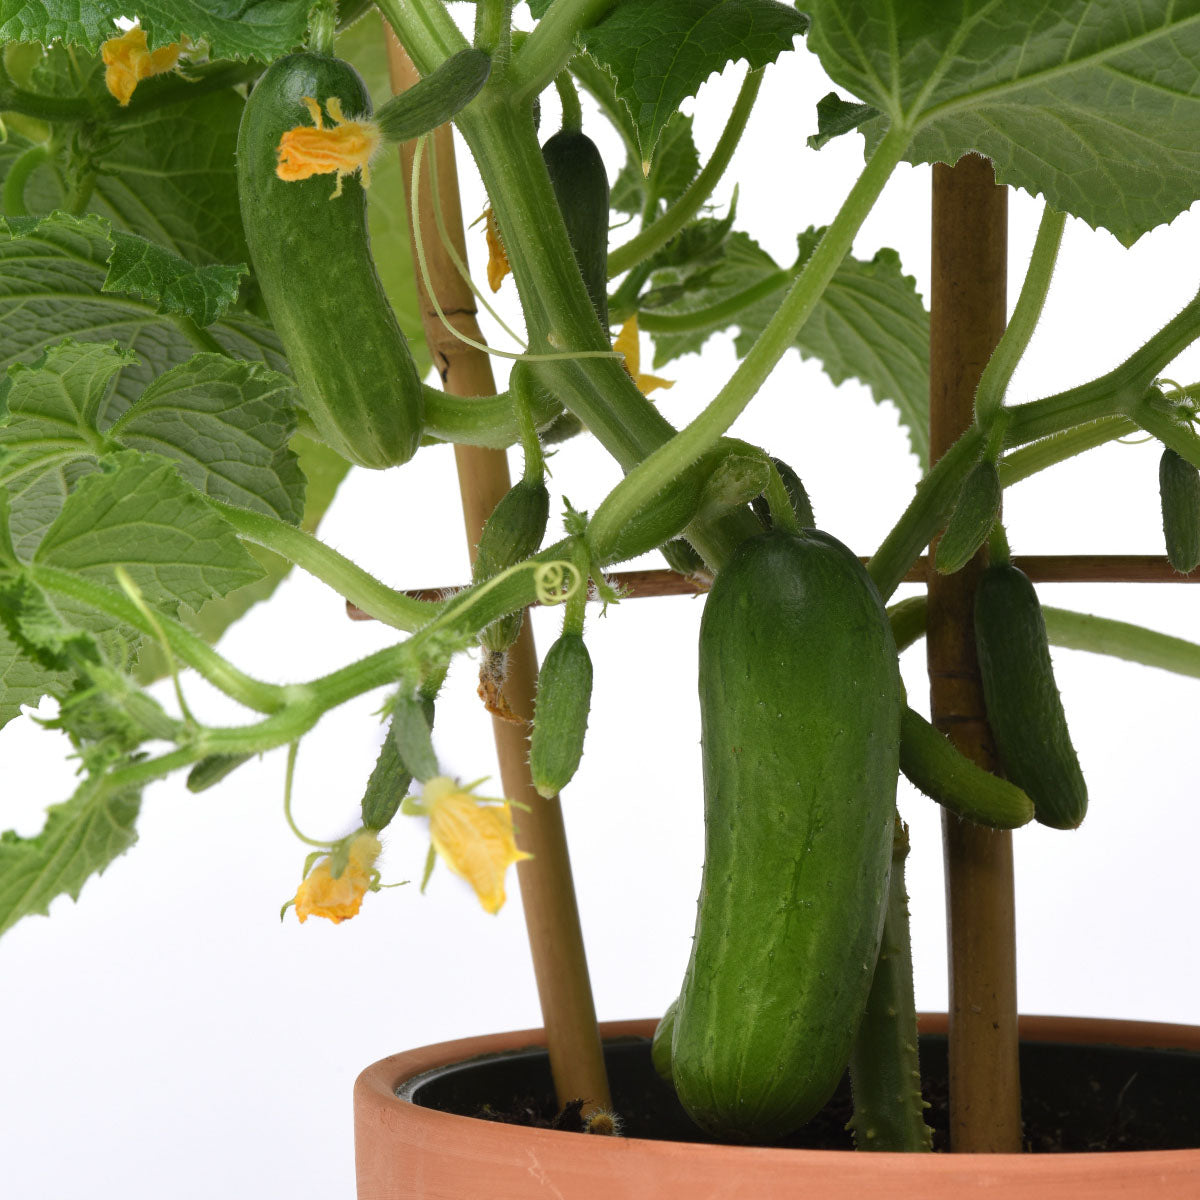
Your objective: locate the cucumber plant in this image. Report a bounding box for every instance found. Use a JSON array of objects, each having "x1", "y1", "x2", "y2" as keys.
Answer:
[{"x1": 3, "y1": 0, "x2": 1200, "y2": 1178}]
